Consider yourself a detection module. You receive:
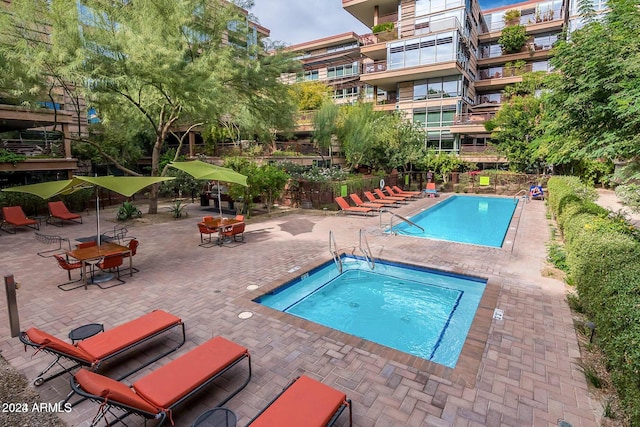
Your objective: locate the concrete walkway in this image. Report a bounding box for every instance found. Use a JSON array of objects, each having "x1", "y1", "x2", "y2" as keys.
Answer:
[{"x1": 0, "y1": 194, "x2": 599, "y2": 426}]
